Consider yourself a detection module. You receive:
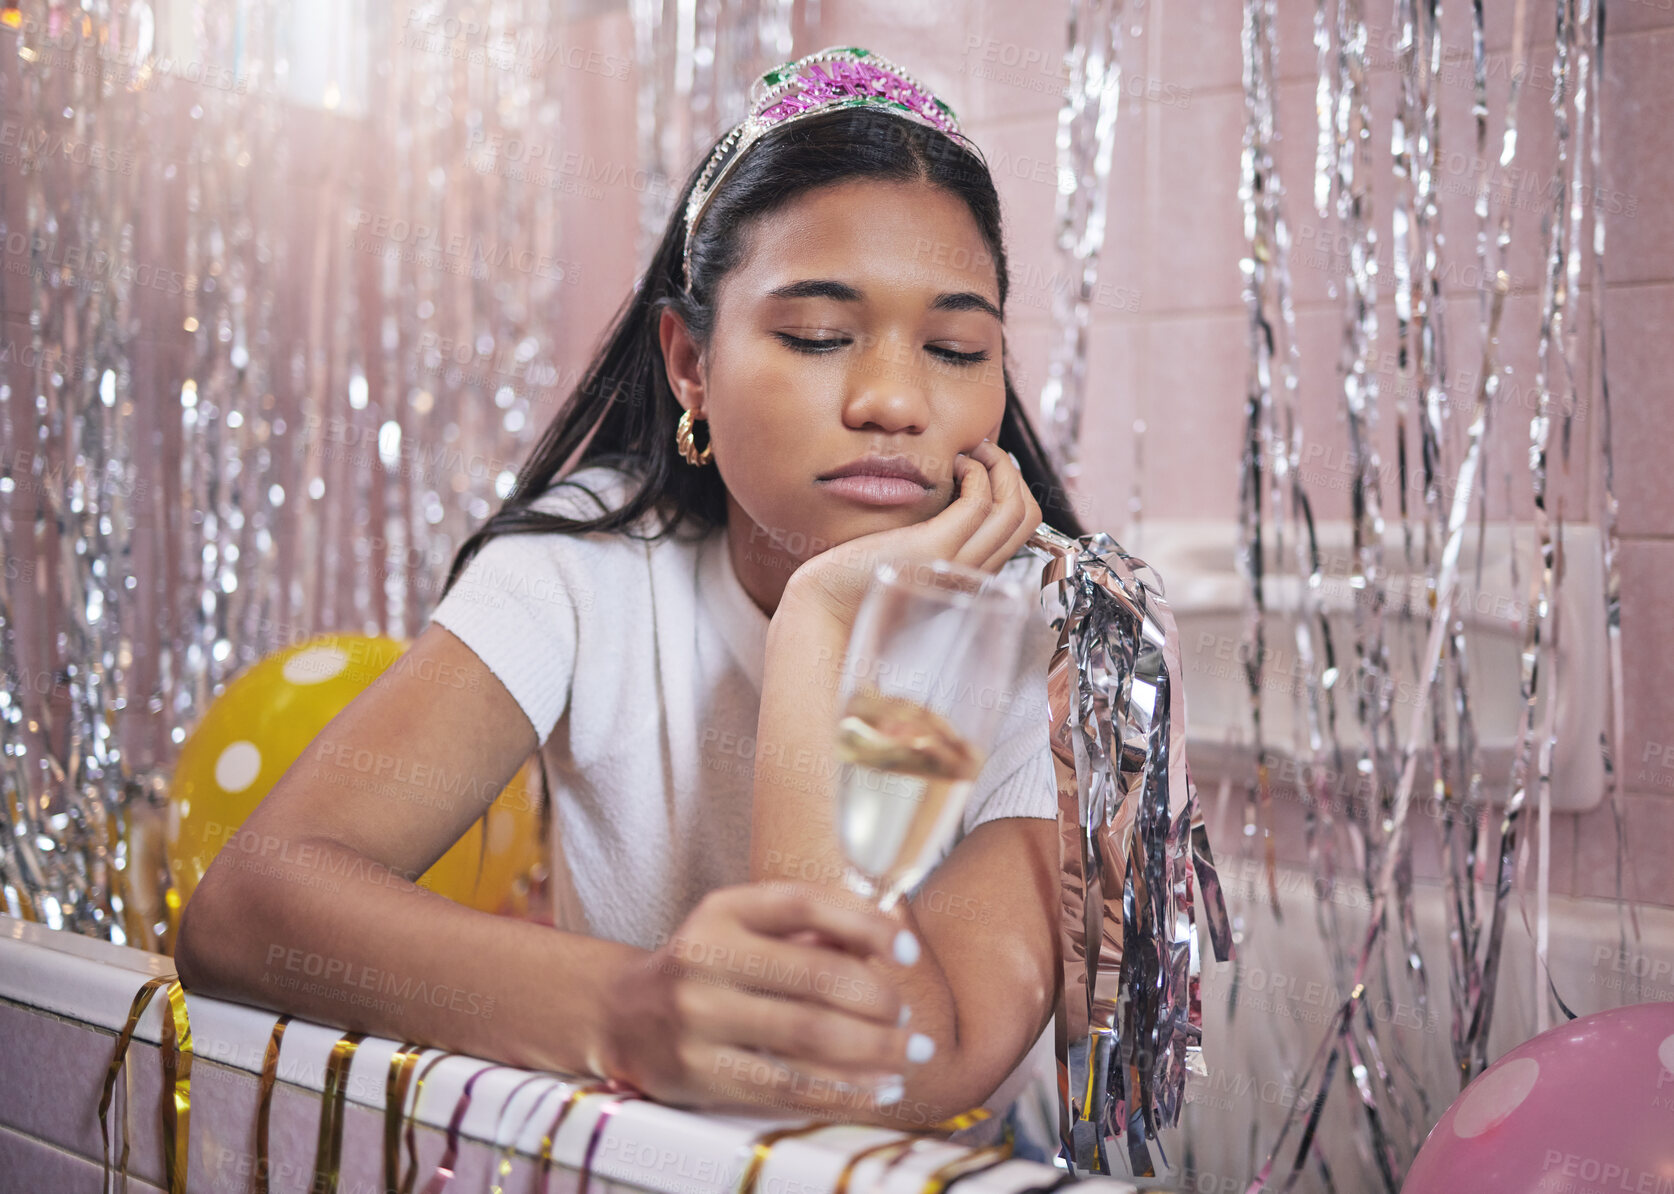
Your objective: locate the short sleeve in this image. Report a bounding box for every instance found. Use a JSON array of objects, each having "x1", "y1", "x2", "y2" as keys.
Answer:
[
  {"x1": 959, "y1": 677, "x2": 1058, "y2": 833},
  {"x1": 427, "y1": 532, "x2": 580, "y2": 748},
  {"x1": 959, "y1": 561, "x2": 1061, "y2": 834},
  {"x1": 425, "y1": 469, "x2": 629, "y2": 748}
]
